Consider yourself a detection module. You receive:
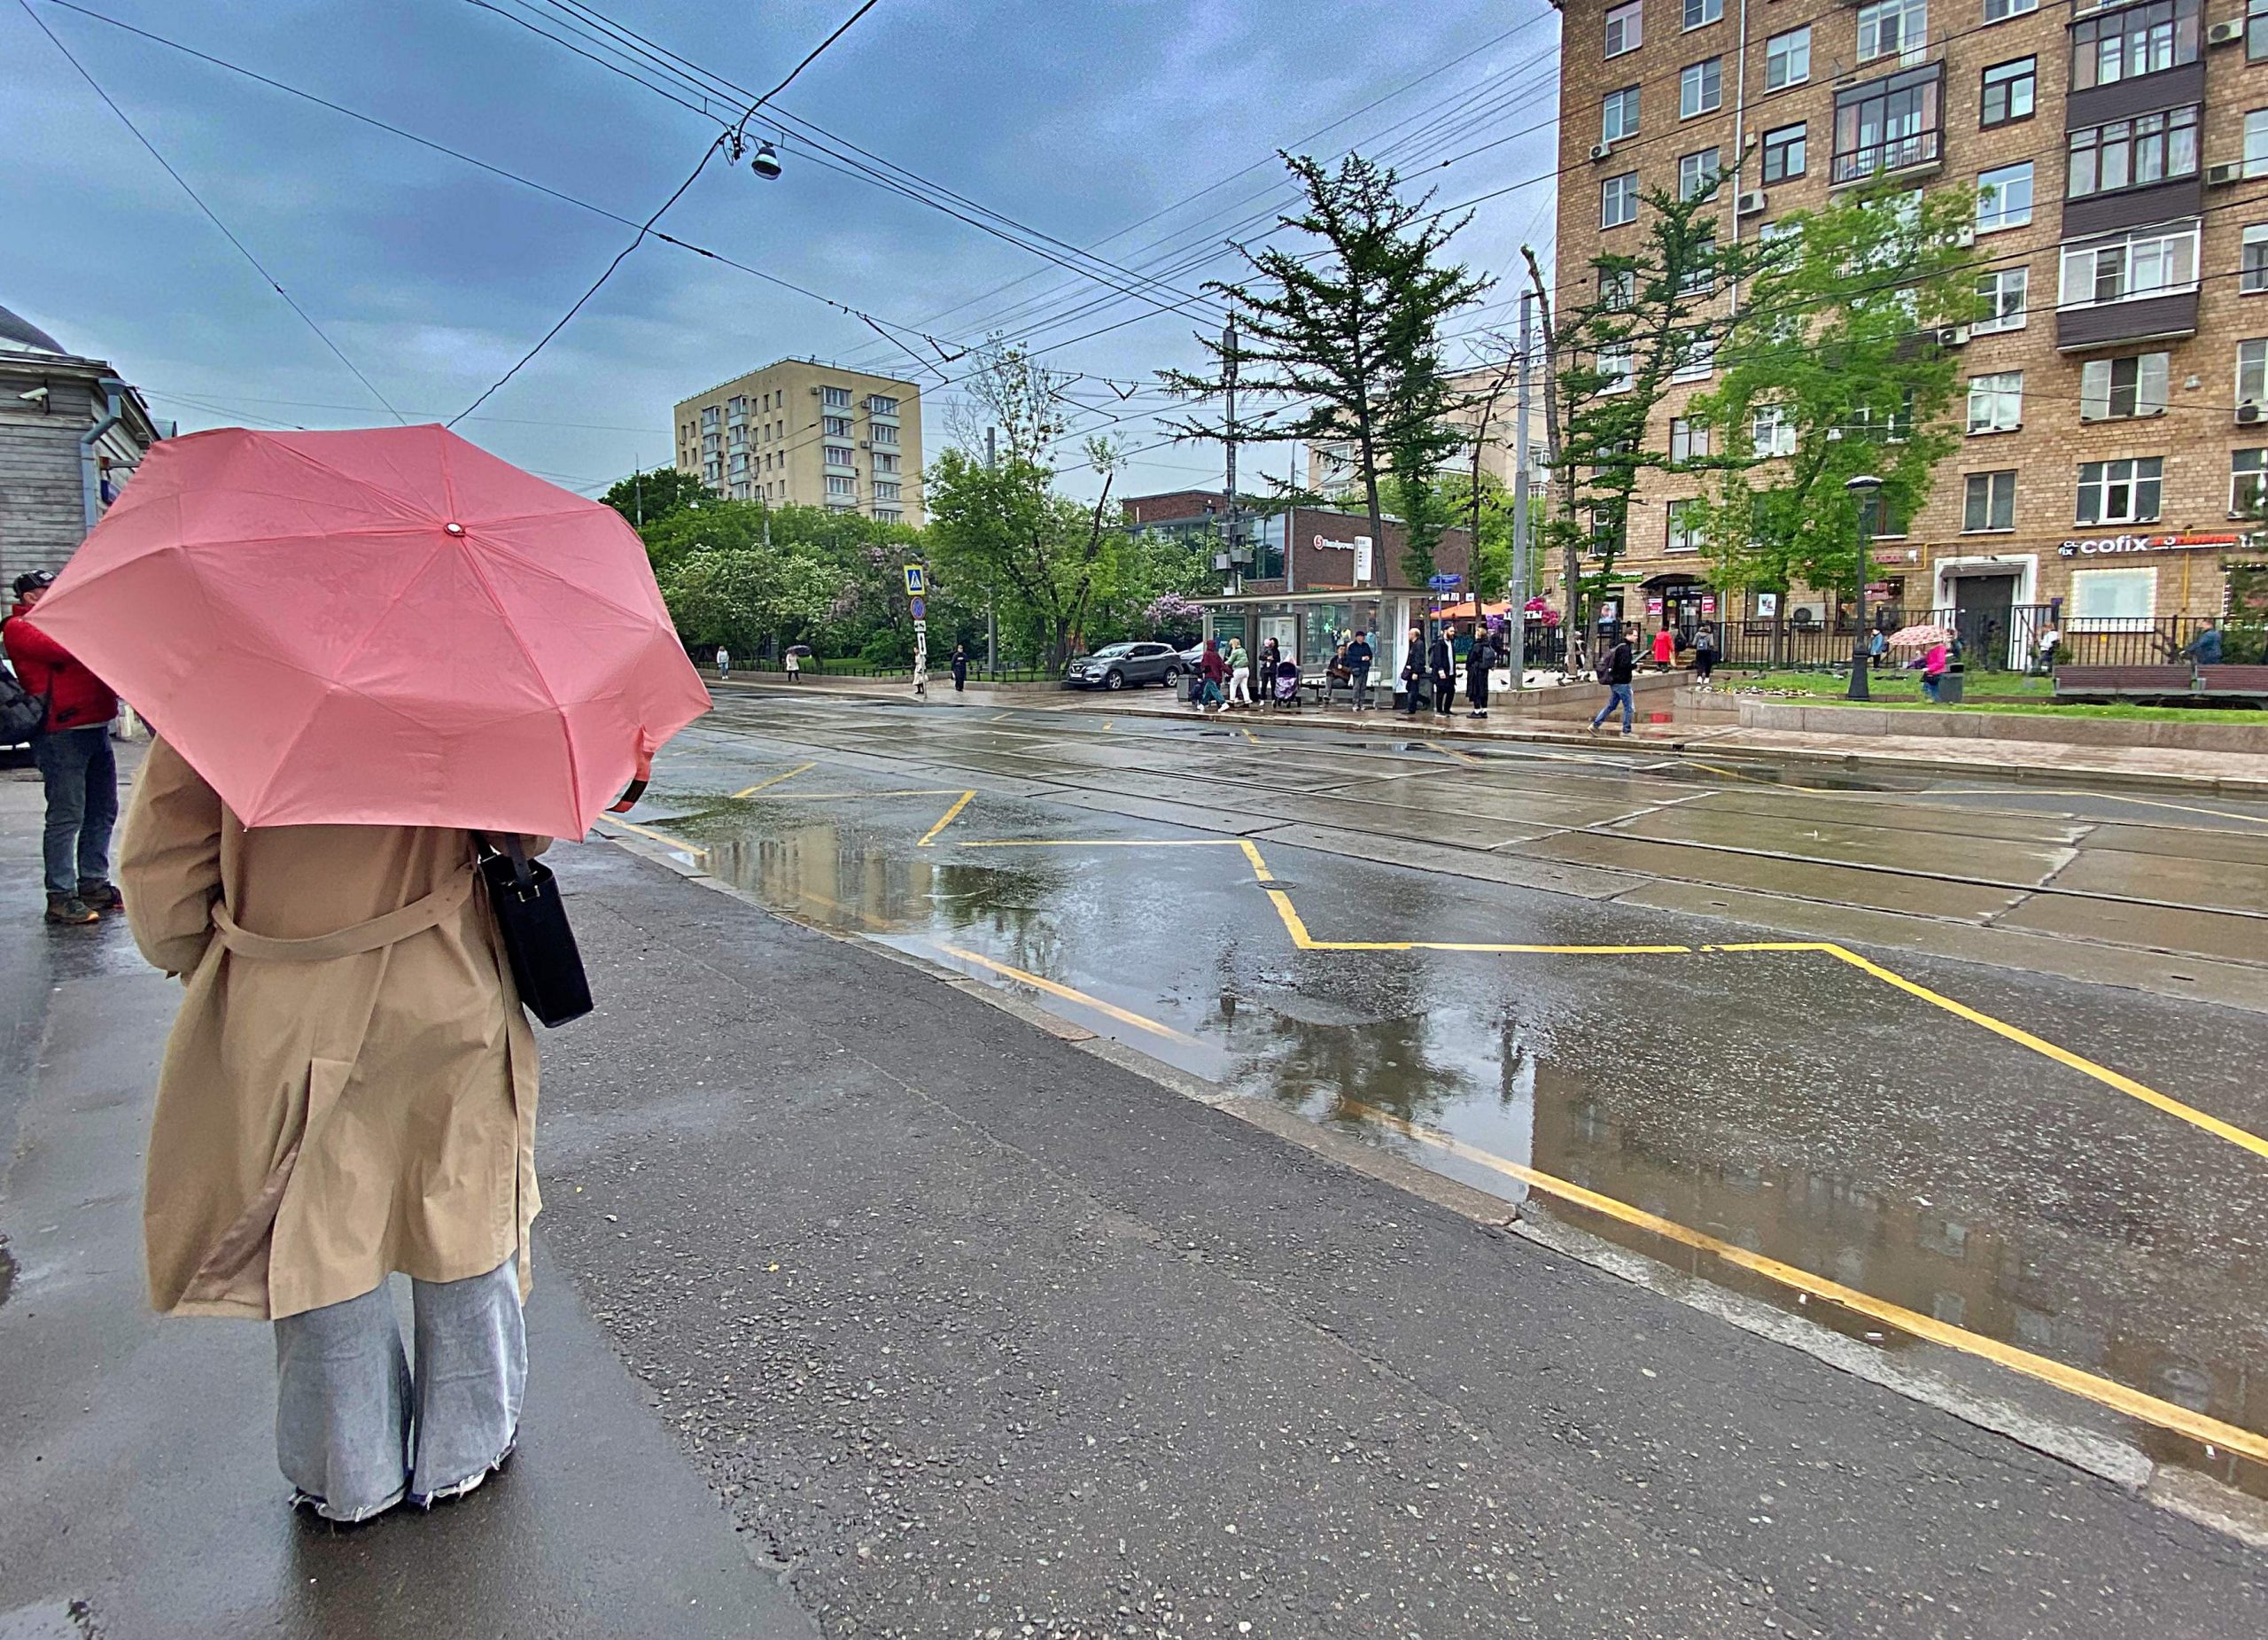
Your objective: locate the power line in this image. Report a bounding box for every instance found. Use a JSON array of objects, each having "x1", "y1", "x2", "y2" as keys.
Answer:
[
  {"x1": 449, "y1": 0, "x2": 883, "y2": 424},
  {"x1": 16, "y1": 0, "x2": 407, "y2": 424}
]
